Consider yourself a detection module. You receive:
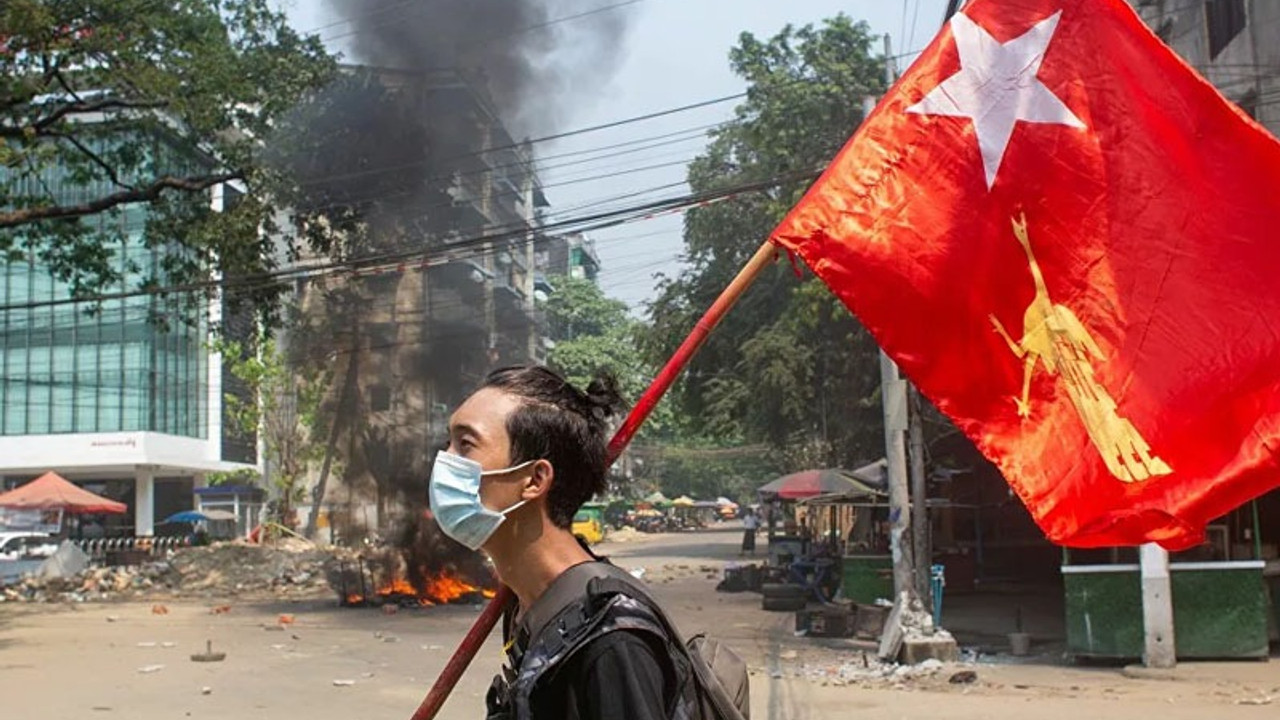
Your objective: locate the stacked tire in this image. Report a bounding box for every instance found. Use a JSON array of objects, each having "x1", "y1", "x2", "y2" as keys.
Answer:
[{"x1": 760, "y1": 583, "x2": 807, "y2": 612}]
